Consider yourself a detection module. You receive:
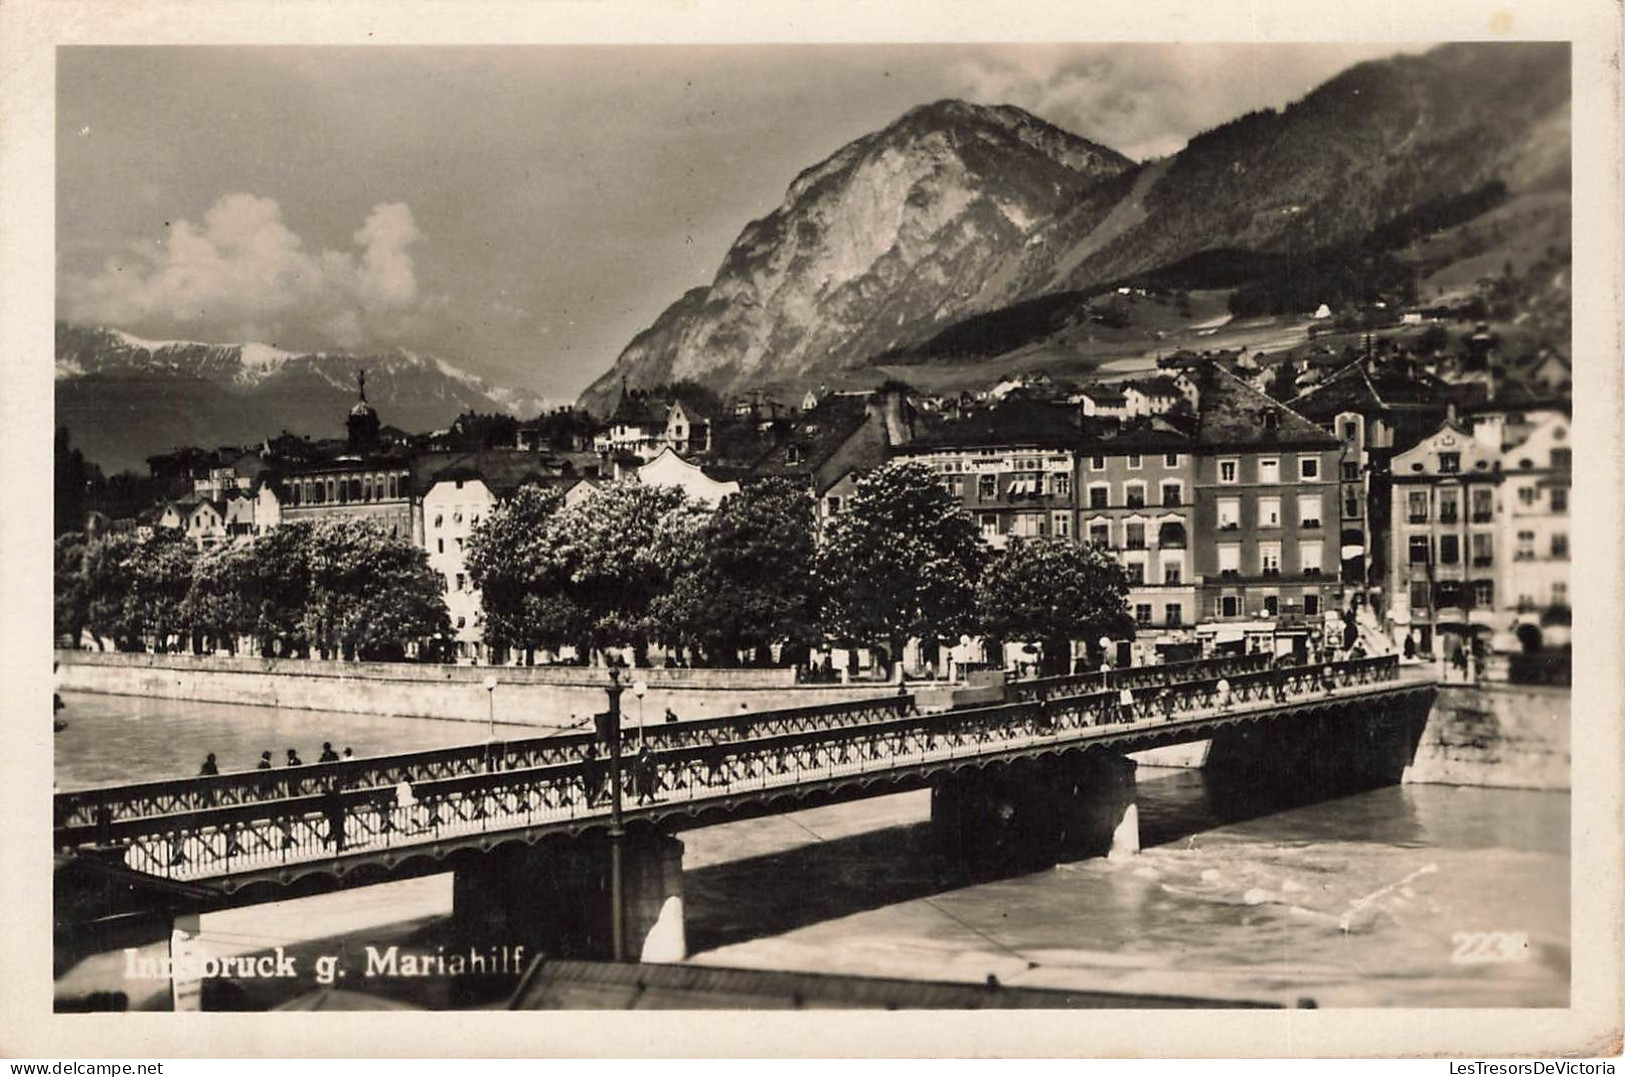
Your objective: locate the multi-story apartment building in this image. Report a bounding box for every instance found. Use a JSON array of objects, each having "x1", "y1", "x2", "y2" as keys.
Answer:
[
  {"x1": 1386, "y1": 416, "x2": 1503, "y2": 659},
  {"x1": 1187, "y1": 364, "x2": 1345, "y2": 658},
  {"x1": 1497, "y1": 413, "x2": 1571, "y2": 654},
  {"x1": 899, "y1": 397, "x2": 1082, "y2": 549},
  {"x1": 1078, "y1": 427, "x2": 1200, "y2": 662}
]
